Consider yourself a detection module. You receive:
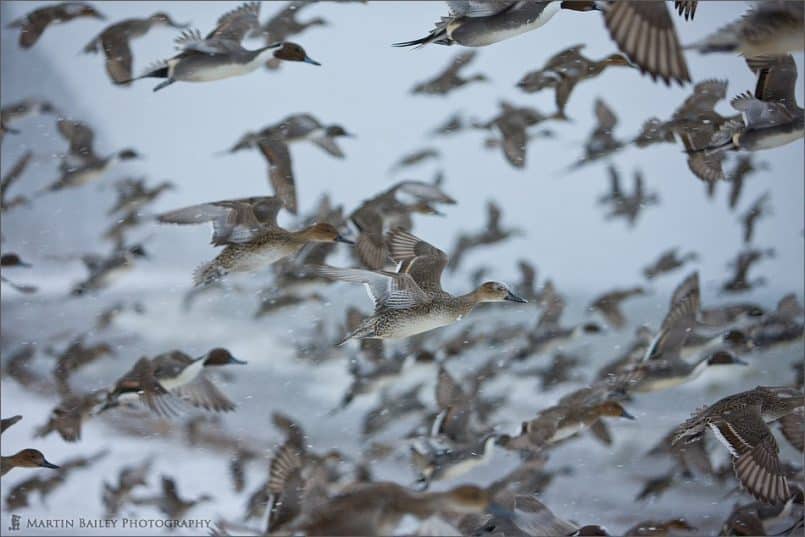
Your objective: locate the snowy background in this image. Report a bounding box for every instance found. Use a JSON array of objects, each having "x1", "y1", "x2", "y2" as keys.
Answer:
[{"x1": 1, "y1": 1, "x2": 803, "y2": 535}]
